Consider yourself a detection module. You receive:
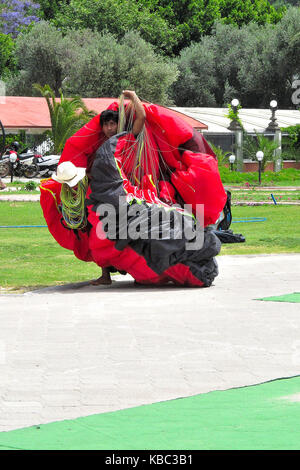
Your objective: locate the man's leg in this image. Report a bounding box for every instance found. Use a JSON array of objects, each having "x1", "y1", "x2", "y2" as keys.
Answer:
[{"x1": 90, "y1": 267, "x2": 112, "y2": 285}]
